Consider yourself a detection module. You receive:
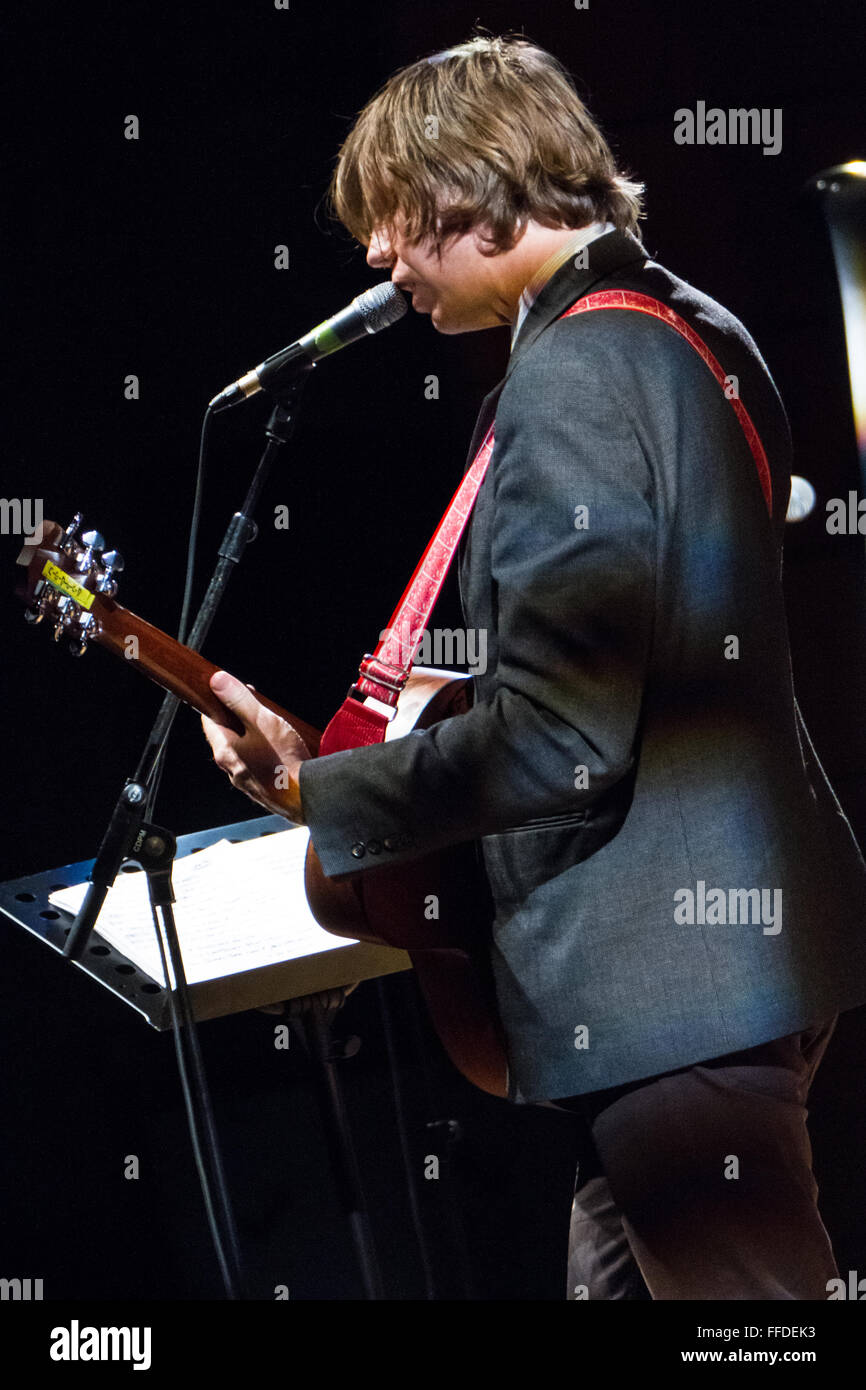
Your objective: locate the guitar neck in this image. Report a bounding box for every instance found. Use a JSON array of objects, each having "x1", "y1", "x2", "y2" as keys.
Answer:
[{"x1": 93, "y1": 596, "x2": 322, "y2": 752}]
